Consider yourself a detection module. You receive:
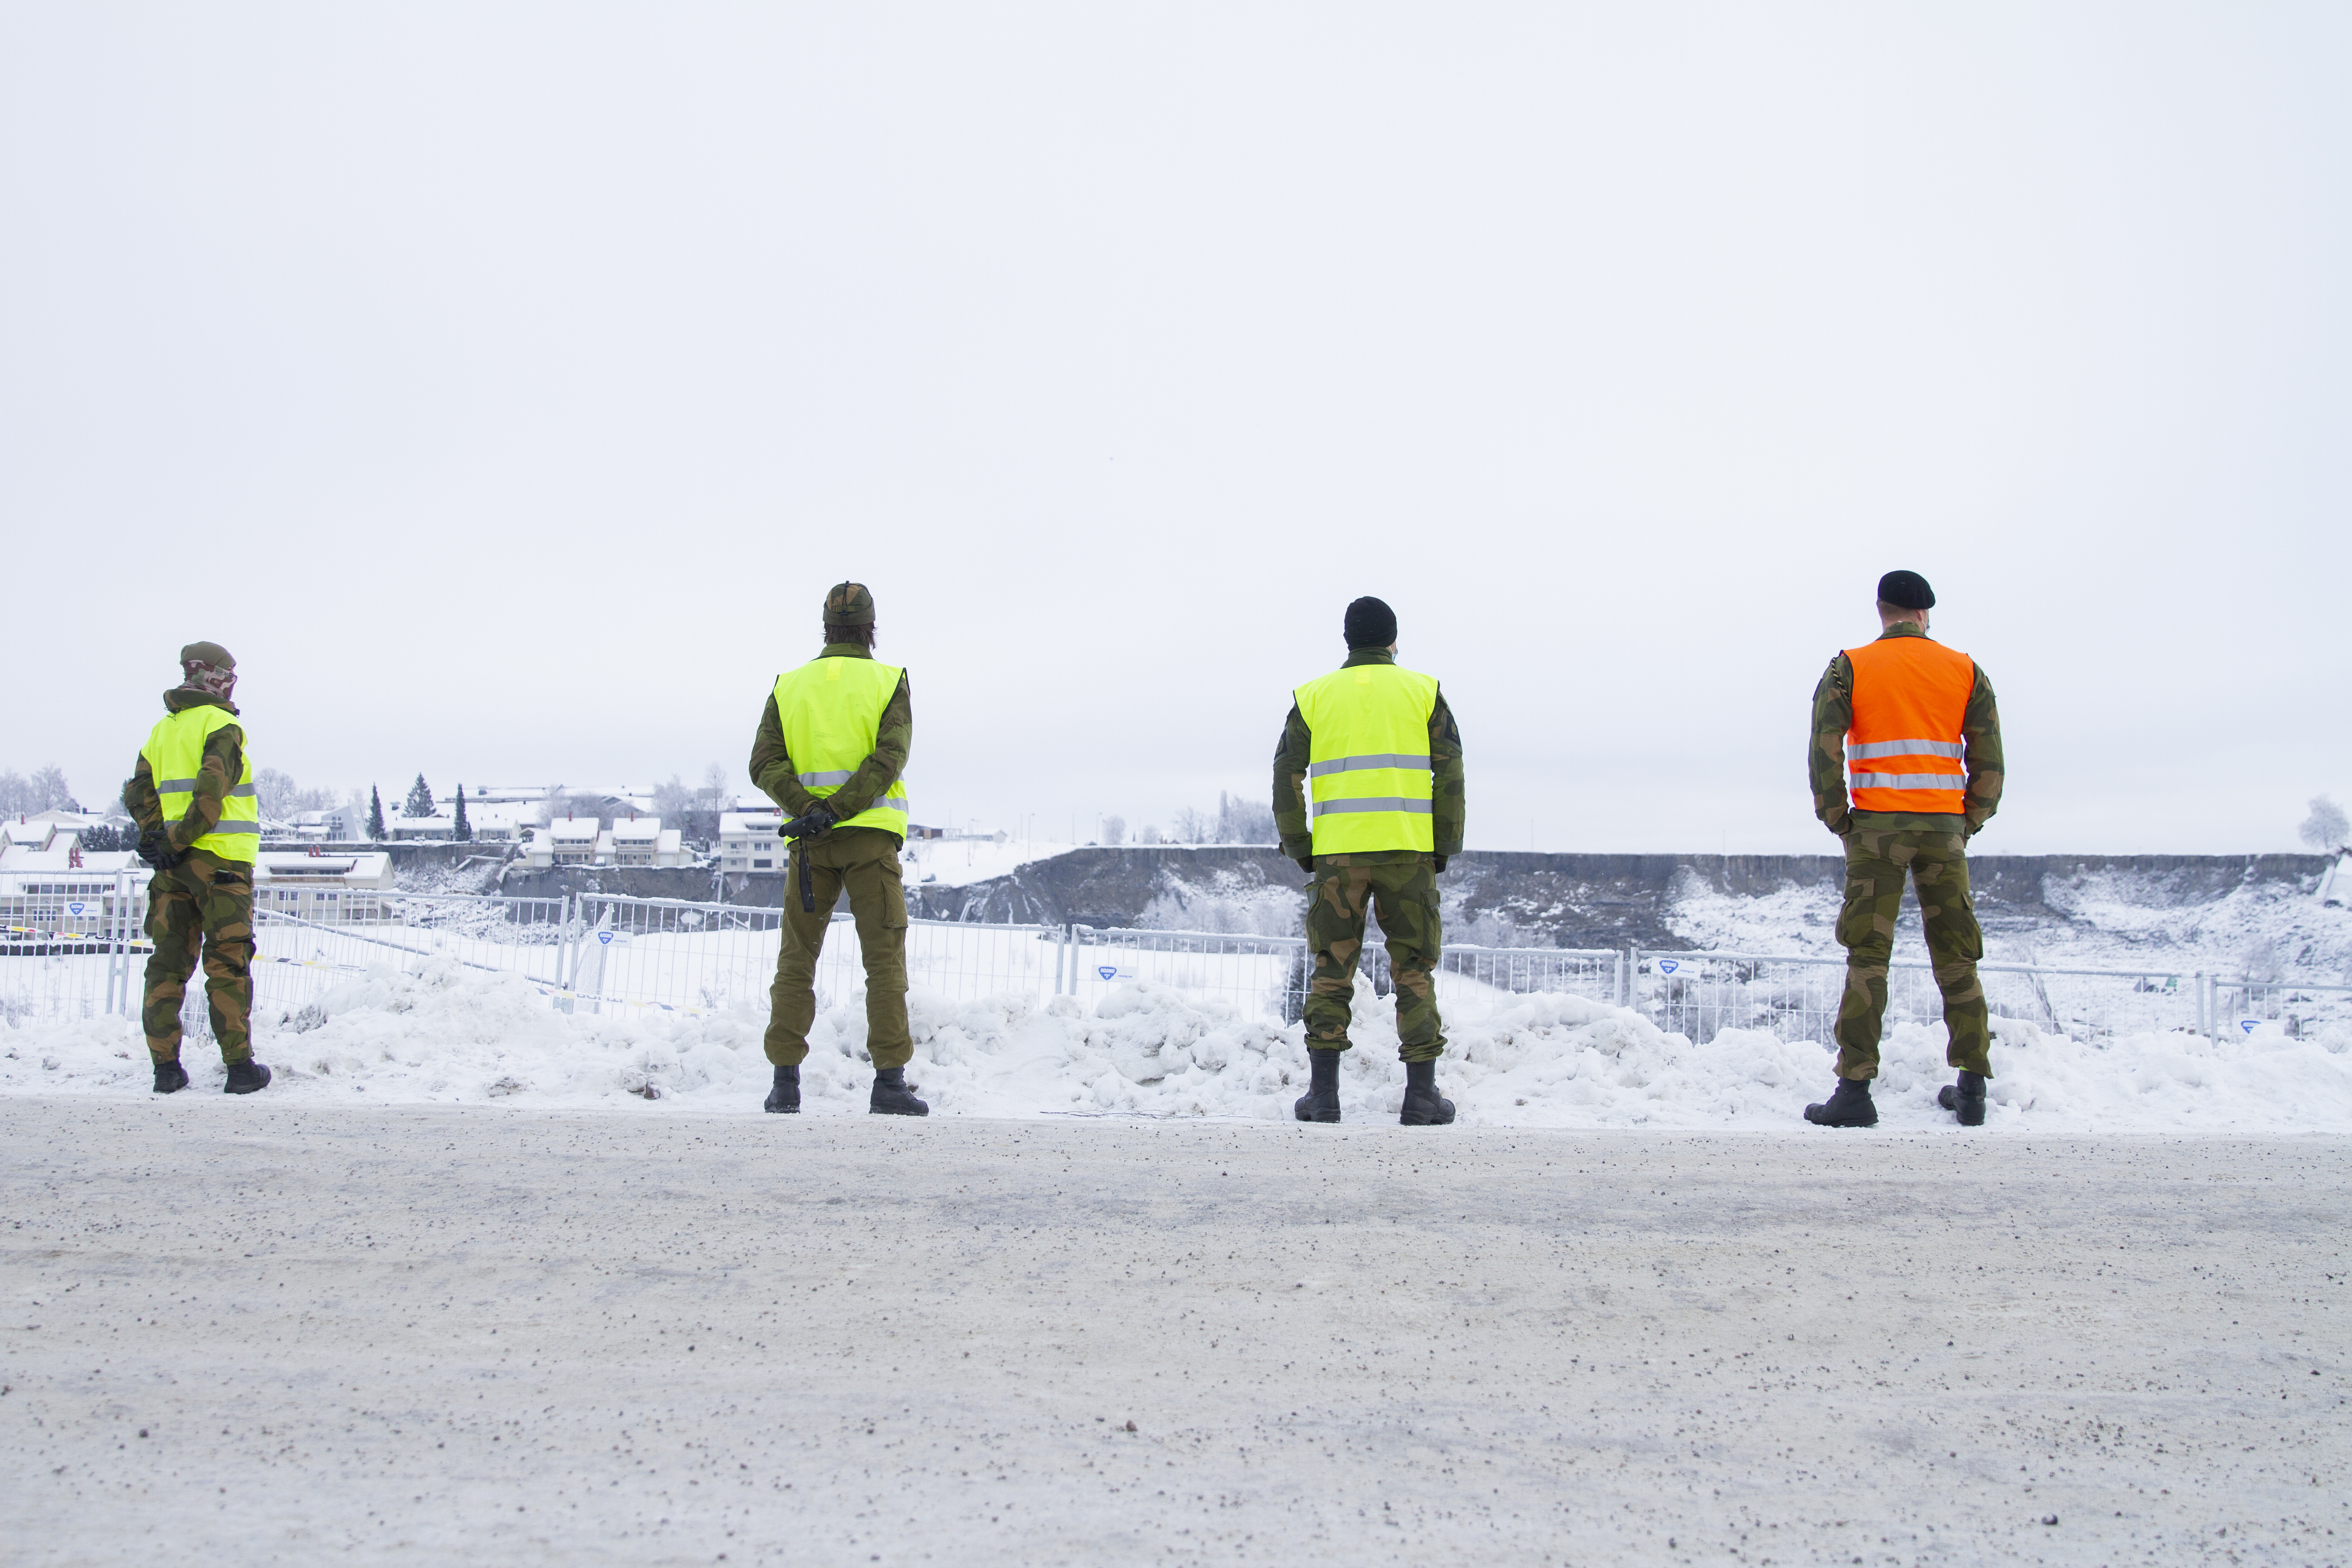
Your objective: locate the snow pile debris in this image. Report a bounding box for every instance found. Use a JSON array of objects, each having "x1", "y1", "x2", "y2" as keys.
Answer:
[{"x1": 4, "y1": 960, "x2": 2348, "y2": 1132}]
